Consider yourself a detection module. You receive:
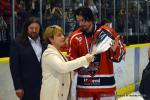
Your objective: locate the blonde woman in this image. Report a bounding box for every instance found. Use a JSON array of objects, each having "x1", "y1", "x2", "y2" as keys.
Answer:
[{"x1": 40, "y1": 25, "x2": 94, "y2": 100}]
